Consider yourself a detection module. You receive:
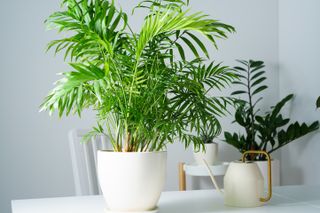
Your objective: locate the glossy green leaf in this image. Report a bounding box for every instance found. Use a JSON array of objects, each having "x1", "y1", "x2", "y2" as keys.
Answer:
[
  {"x1": 231, "y1": 90, "x2": 247, "y2": 96},
  {"x1": 252, "y1": 85, "x2": 268, "y2": 95},
  {"x1": 251, "y1": 71, "x2": 265, "y2": 81},
  {"x1": 251, "y1": 77, "x2": 266, "y2": 87}
]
